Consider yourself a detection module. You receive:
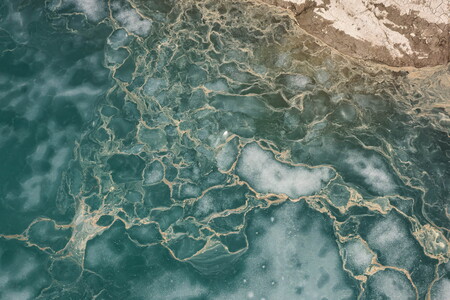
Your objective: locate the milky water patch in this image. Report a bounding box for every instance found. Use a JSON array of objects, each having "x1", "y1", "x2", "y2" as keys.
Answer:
[
  {"x1": 105, "y1": 46, "x2": 130, "y2": 66},
  {"x1": 236, "y1": 143, "x2": 334, "y2": 198},
  {"x1": 0, "y1": 3, "x2": 110, "y2": 235},
  {"x1": 14, "y1": 0, "x2": 448, "y2": 298},
  {"x1": 84, "y1": 221, "x2": 145, "y2": 275},
  {"x1": 210, "y1": 95, "x2": 271, "y2": 119},
  {"x1": 189, "y1": 185, "x2": 248, "y2": 221}
]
